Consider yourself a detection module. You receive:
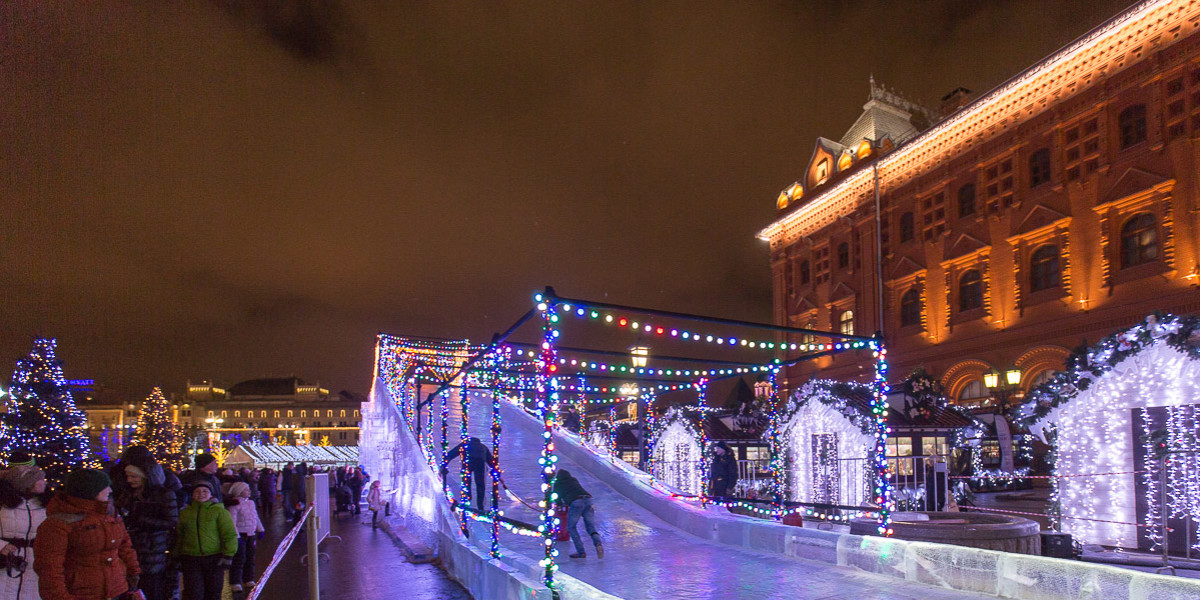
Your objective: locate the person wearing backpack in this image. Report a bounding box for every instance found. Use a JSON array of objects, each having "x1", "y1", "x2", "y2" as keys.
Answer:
[
  {"x1": 33, "y1": 468, "x2": 141, "y2": 600},
  {"x1": 175, "y1": 480, "x2": 237, "y2": 600}
]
